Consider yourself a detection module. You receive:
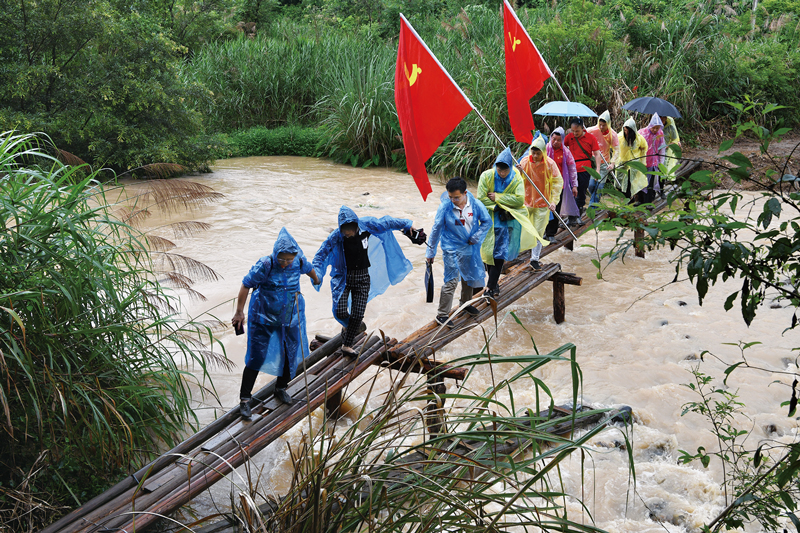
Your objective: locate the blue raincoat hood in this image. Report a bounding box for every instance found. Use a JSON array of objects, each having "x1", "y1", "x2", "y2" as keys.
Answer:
[
  {"x1": 272, "y1": 227, "x2": 300, "y2": 257},
  {"x1": 494, "y1": 147, "x2": 515, "y2": 169},
  {"x1": 338, "y1": 206, "x2": 359, "y2": 228}
]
